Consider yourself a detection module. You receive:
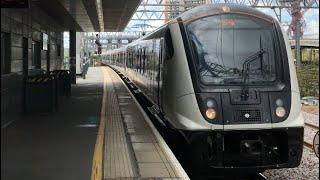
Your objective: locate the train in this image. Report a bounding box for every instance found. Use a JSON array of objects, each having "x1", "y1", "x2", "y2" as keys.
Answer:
[{"x1": 102, "y1": 3, "x2": 304, "y2": 175}]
